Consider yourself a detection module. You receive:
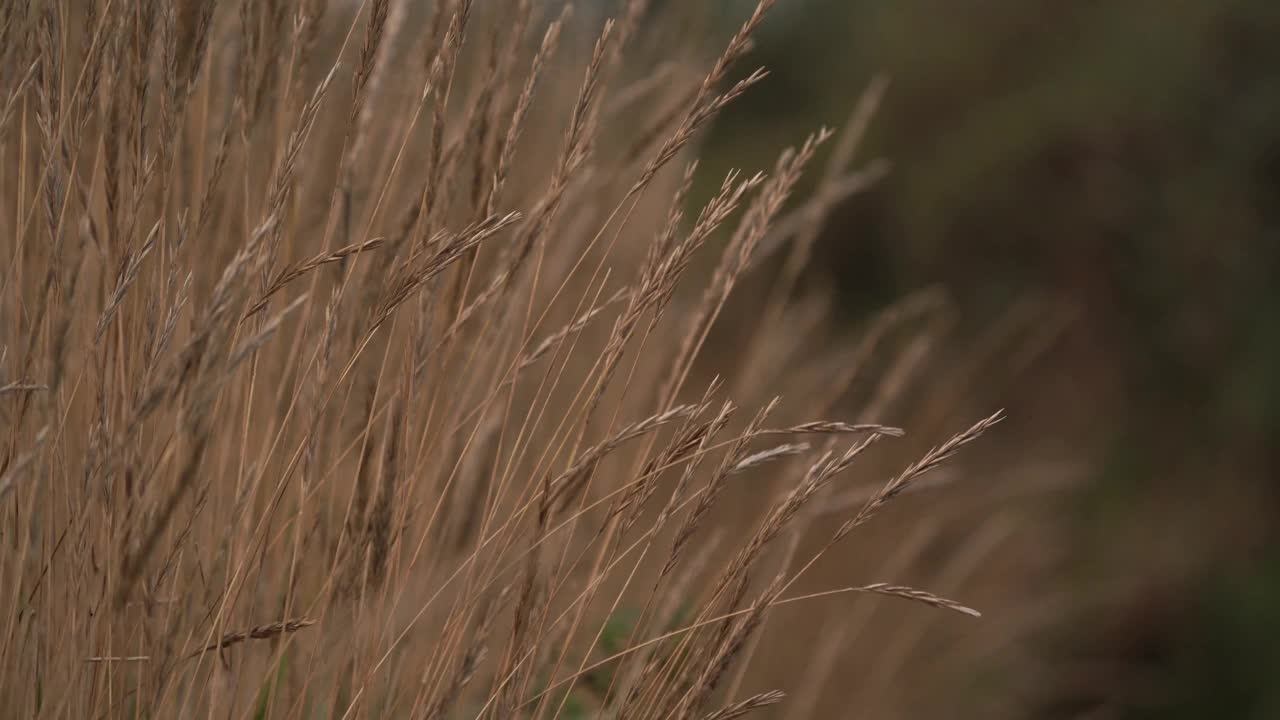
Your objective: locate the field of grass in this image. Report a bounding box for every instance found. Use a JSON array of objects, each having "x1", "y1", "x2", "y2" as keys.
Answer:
[{"x1": 0, "y1": 1, "x2": 1023, "y2": 717}]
